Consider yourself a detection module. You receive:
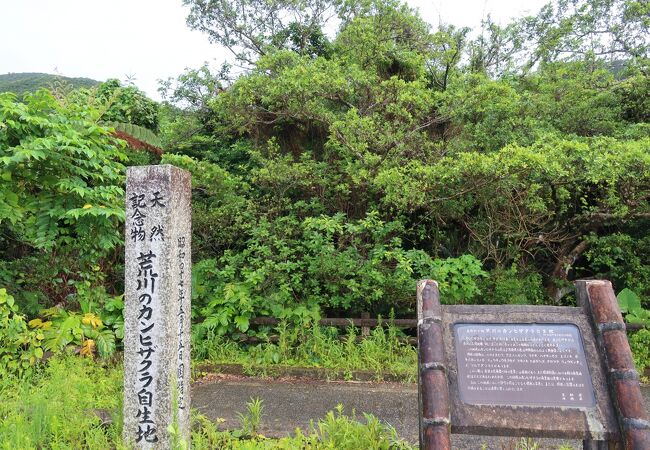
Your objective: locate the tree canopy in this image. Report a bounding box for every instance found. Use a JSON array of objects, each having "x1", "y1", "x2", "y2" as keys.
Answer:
[
  {"x1": 1, "y1": 0, "x2": 649, "y2": 343},
  {"x1": 167, "y1": 0, "x2": 650, "y2": 322}
]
